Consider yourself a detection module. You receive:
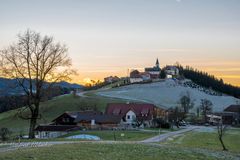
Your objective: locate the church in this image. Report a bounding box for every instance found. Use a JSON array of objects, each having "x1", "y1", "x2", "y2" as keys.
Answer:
[
  {"x1": 129, "y1": 59, "x2": 161, "y2": 83},
  {"x1": 144, "y1": 58, "x2": 161, "y2": 79}
]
